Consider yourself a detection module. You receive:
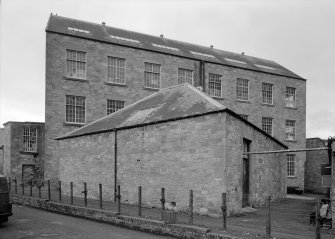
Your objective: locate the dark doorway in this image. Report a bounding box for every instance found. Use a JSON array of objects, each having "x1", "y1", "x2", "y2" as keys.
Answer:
[{"x1": 242, "y1": 139, "x2": 250, "y2": 207}]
